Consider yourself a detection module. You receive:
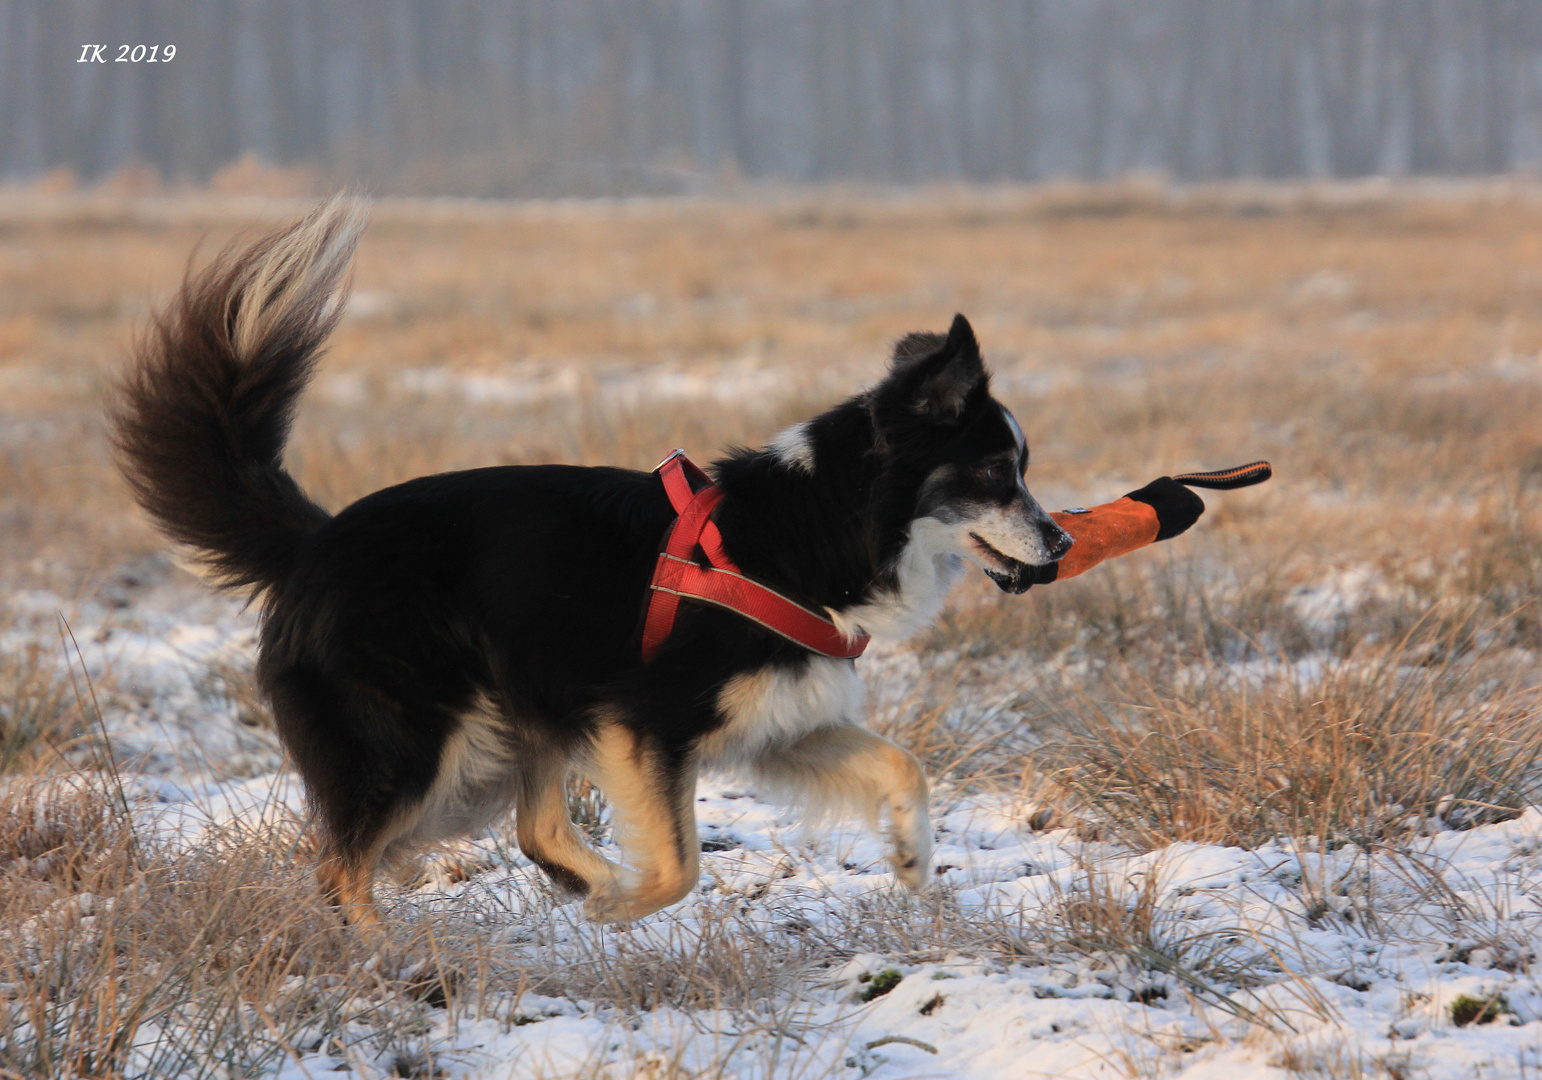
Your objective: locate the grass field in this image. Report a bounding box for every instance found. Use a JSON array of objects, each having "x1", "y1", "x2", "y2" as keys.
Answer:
[{"x1": 1, "y1": 182, "x2": 1540, "y2": 1077}]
